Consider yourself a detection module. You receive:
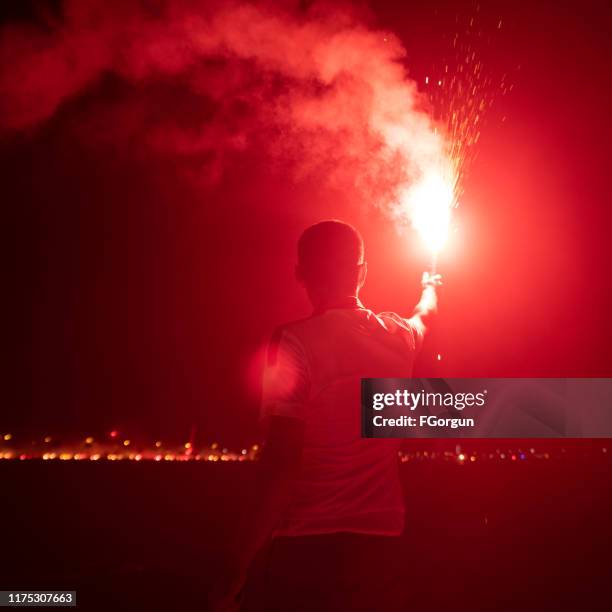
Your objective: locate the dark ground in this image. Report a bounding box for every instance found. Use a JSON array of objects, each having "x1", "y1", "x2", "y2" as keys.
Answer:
[{"x1": 2, "y1": 456, "x2": 611, "y2": 611}]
